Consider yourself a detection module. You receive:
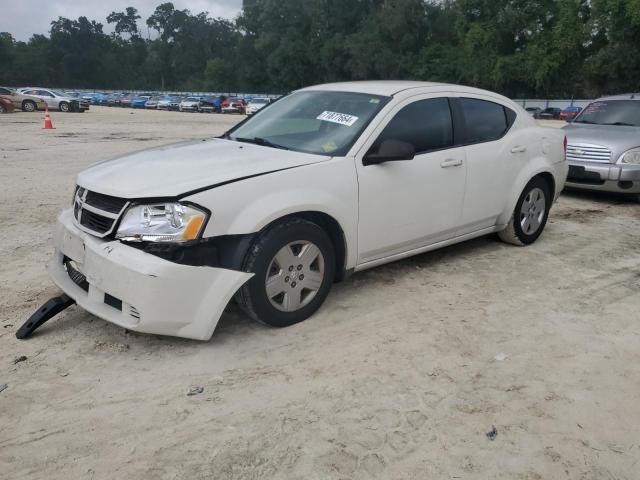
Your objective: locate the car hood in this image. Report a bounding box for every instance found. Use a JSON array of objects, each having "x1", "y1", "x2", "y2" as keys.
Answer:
[
  {"x1": 77, "y1": 138, "x2": 327, "y2": 198},
  {"x1": 563, "y1": 123, "x2": 640, "y2": 162}
]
